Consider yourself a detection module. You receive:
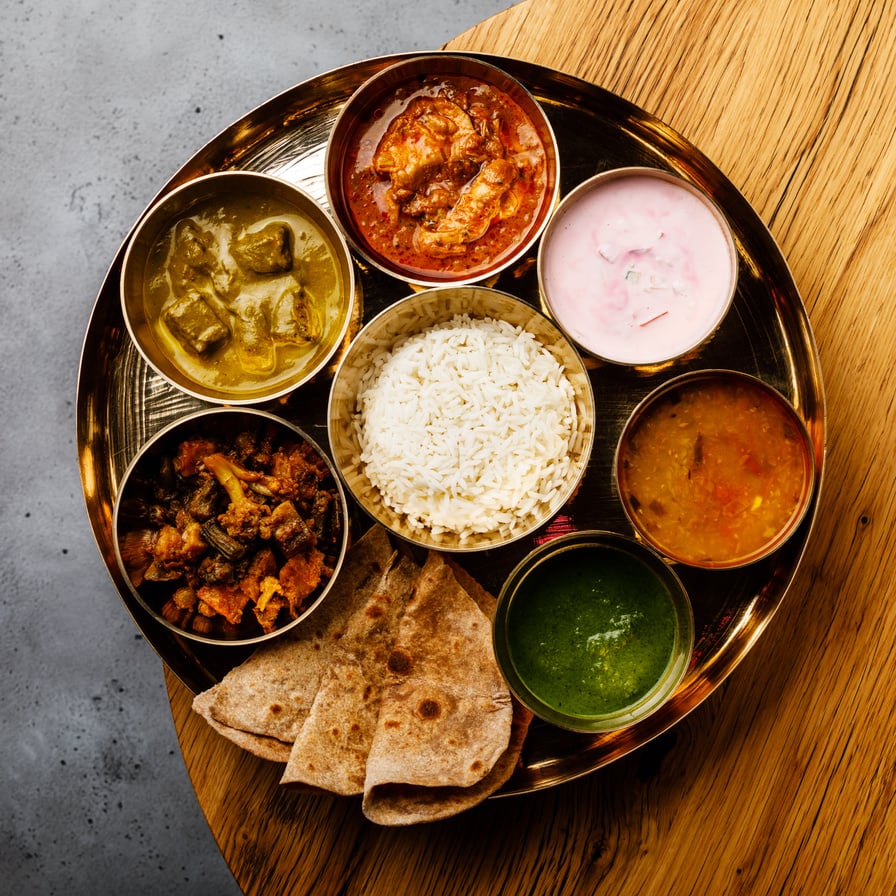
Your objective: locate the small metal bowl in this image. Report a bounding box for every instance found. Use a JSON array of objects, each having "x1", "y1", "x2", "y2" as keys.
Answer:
[
  {"x1": 112, "y1": 408, "x2": 349, "y2": 645},
  {"x1": 327, "y1": 286, "x2": 595, "y2": 552},
  {"x1": 538, "y1": 166, "x2": 738, "y2": 367},
  {"x1": 325, "y1": 53, "x2": 560, "y2": 287},
  {"x1": 120, "y1": 170, "x2": 355, "y2": 404},
  {"x1": 615, "y1": 369, "x2": 817, "y2": 568},
  {"x1": 493, "y1": 531, "x2": 694, "y2": 733}
]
